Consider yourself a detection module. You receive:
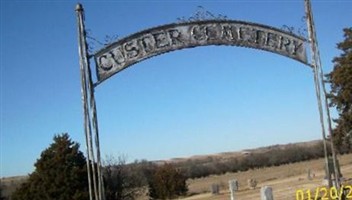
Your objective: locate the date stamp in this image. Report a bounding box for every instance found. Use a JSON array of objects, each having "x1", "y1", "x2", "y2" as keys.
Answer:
[{"x1": 296, "y1": 185, "x2": 352, "y2": 200}]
